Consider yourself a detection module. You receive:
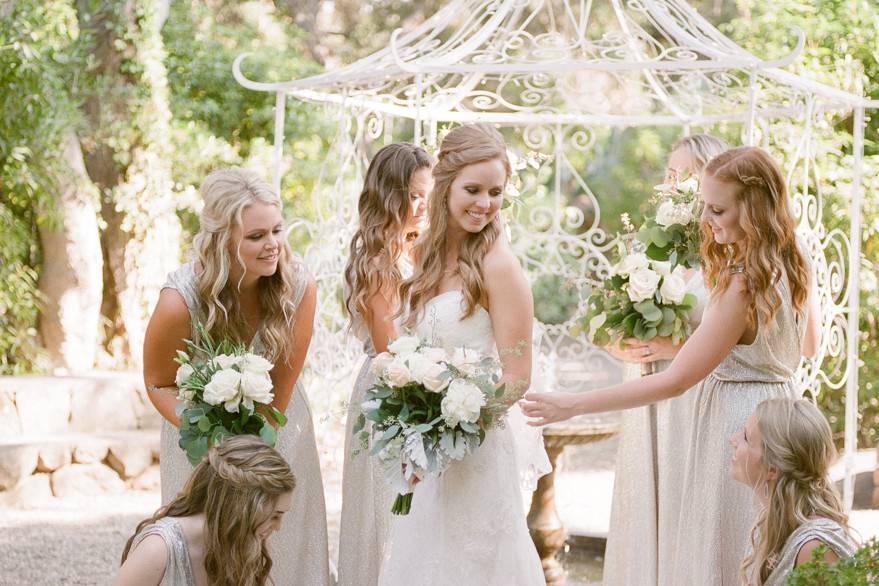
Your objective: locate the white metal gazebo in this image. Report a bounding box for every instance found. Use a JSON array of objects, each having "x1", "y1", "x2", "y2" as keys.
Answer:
[{"x1": 234, "y1": 0, "x2": 878, "y2": 506}]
